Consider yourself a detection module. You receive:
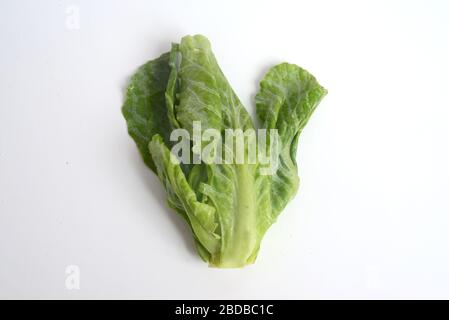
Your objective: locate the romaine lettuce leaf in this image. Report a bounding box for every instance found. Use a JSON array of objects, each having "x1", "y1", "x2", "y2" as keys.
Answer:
[
  {"x1": 122, "y1": 35, "x2": 327, "y2": 268},
  {"x1": 256, "y1": 62, "x2": 328, "y2": 216}
]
